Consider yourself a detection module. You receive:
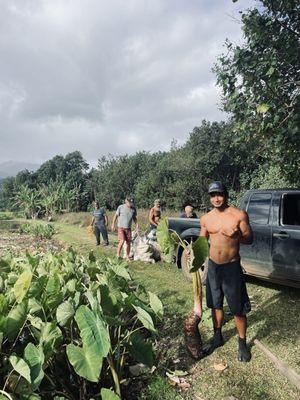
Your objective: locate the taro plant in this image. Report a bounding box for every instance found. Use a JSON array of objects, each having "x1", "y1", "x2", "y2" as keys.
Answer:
[
  {"x1": 0, "y1": 249, "x2": 163, "y2": 399},
  {"x1": 18, "y1": 223, "x2": 55, "y2": 239},
  {"x1": 157, "y1": 218, "x2": 208, "y2": 359}
]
